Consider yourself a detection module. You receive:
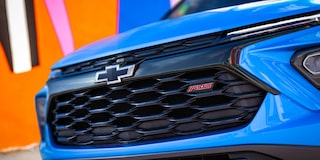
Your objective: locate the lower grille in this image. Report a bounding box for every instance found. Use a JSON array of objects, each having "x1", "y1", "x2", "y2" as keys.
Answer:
[
  {"x1": 49, "y1": 67, "x2": 266, "y2": 146},
  {"x1": 153, "y1": 152, "x2": 278, "y2": 160}
]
